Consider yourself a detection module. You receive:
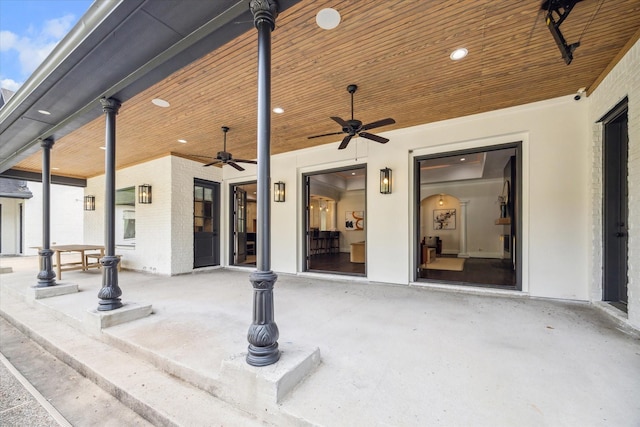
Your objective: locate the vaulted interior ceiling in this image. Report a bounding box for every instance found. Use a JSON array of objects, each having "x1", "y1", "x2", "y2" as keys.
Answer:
[{"x1": 7, "y1": 0, "x2": 640, "y2": 179}]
